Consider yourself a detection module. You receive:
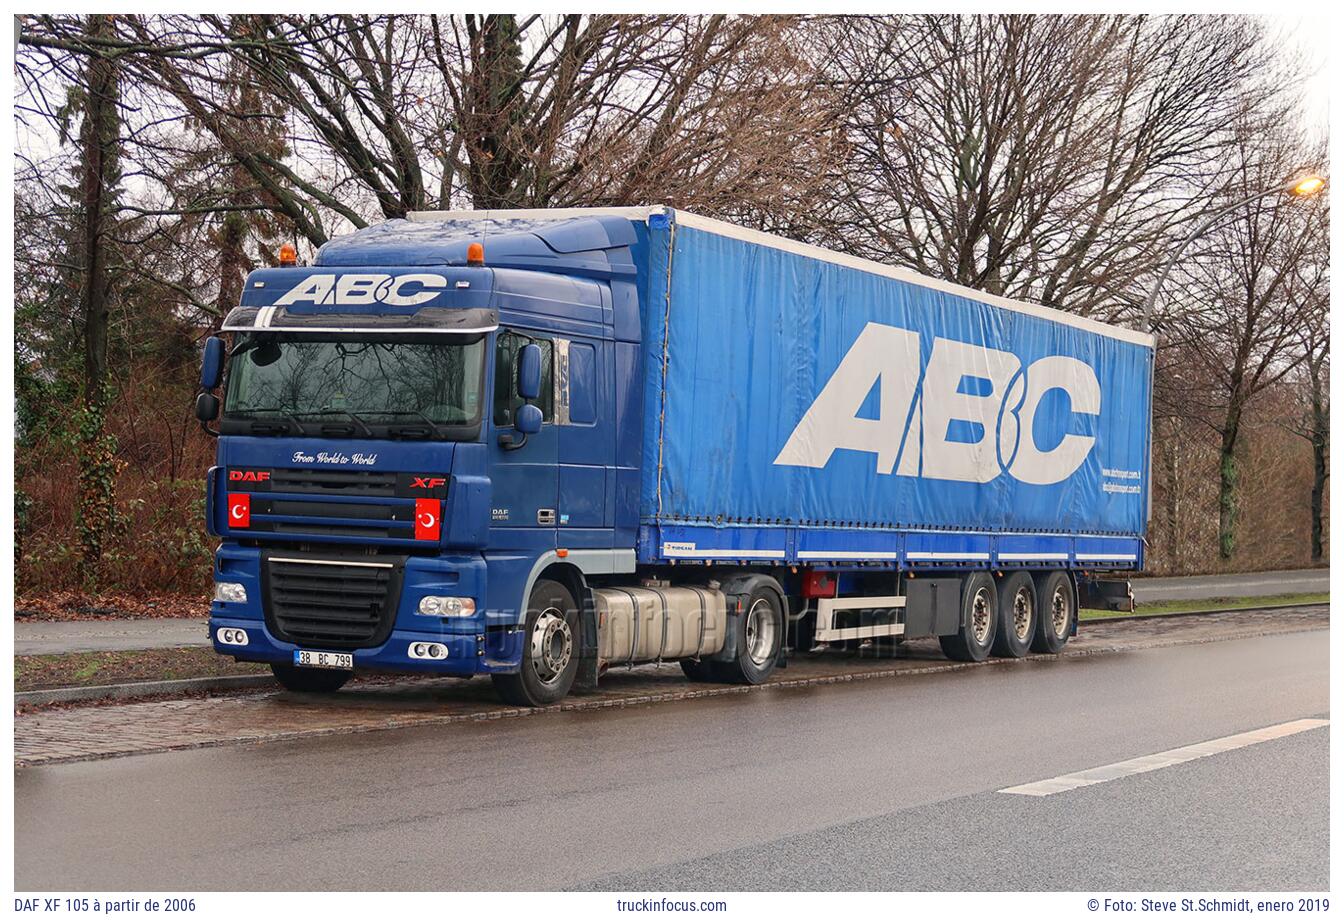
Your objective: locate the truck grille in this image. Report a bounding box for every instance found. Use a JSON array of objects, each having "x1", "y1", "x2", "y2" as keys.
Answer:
[
  {"x1": 224, "y1": 467, "x2": 445, "y2": 545},
  {"x1": 264, "y1": 555, "x2": 402, "y2": 648},
  {"x1": 267, "y1": 468, "x2": 399, "y2": 496}
]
